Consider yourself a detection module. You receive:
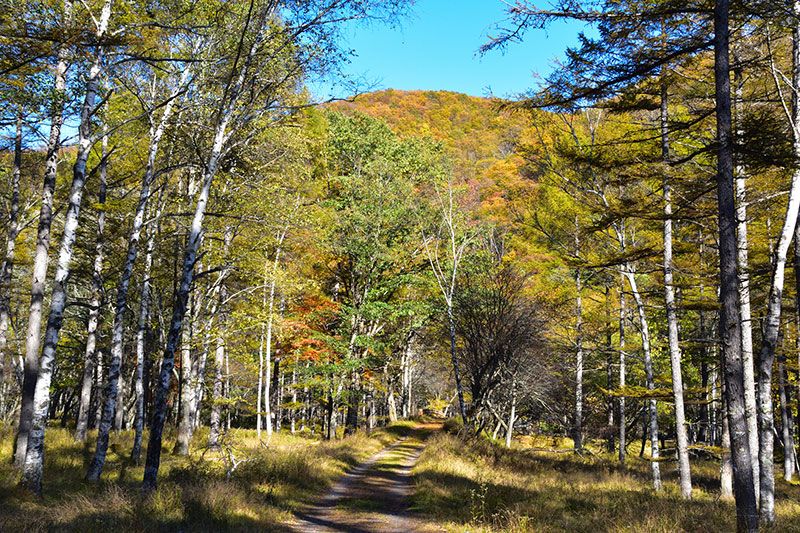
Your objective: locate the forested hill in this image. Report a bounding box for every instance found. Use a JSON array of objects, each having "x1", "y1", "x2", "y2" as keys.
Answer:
[
  {"x1": 332, "y1": 89, "x2": 531, "y2": 177},
  {"x1": 332, "y1": 89, "x2": 537, "y2": 231}
]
